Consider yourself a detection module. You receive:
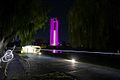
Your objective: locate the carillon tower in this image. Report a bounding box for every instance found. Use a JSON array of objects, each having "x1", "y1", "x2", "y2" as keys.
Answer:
[{"x1": 50, "y1": 18, "x2": 59, "y2": 46}]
